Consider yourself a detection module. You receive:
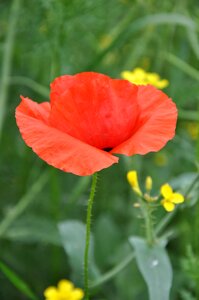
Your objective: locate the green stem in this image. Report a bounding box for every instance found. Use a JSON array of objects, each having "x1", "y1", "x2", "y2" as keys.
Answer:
[
  {"x1": 155, "y1": 211, "x2": 176, "y2": 236},
  {"x1": 184, "y1": 173, "x2": 199, "y2": 197},
  {"x1": 84, "y1": 173, "x2": 98, "y2": 300},
  {"x1": 89, "y1": 252, "x2": 135, "y2": 289},
  {"x1": 138, "y1": 197, "x2": 155, "y2": 245},
  {"x1": 0, "y1": 0, "x2": 21, "y2": 139},
  {"x1": 145, "y1": 204, "x2": 155, "y2": 245}
]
